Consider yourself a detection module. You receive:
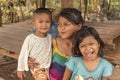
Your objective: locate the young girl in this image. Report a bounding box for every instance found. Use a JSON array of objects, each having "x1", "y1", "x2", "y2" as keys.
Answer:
[
  {"x1": 28, "y1": 8, "x2": 84, "y2": 80},
  {"x1": 49, "y1": 8, "x2": 84, "y2": 80},
  {"x1": 63, "y1": 26, "x2": 114, "y2": 80},
  {"x1": 17, "y1": 8, "x2": 52, "y2": 80}
]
